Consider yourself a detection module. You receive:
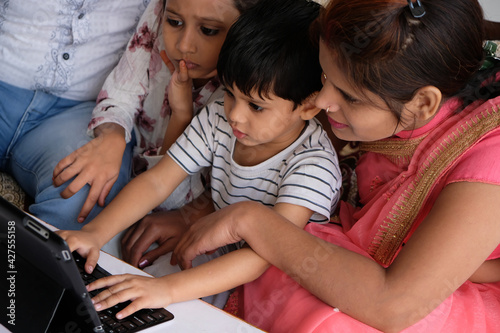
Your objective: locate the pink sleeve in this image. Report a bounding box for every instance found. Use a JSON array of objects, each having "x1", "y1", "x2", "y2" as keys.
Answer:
[
  {"x1": 446, "y1": 129, "x2": 500, "y2": 259},
  {"x1": 446, "y1": 129, "x2": 500, "y2": 186}
]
